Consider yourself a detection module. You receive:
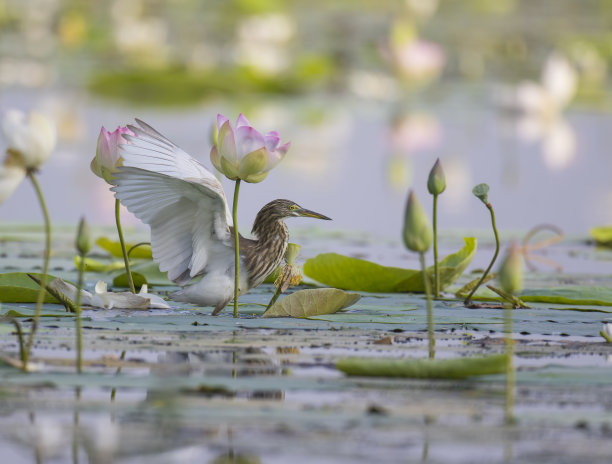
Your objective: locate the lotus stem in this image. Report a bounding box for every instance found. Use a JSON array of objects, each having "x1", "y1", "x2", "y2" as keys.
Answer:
[
  {"x1": 266, "y1": 284, "x2": 284, "y2": 311},
  {"x1": 232, "y1": 179, "x2": 241, "y2": 318},
  {"x1": 505, "y1": 302, "x2": 515, "y2": 424},
  {"x1": 9, "y1": 318, "x2": 26, "y2": 367},
  {"x1": 419, "y1": 251, "x2": 435, "y2": 359},
  {"x1": 432, "y1": 194, "x2": 440, "y2": 298},
  {"x1": 75, "y1": 250, "x2": 86, "y2": 373},
  {"x1": 464, "y1": 202, "x2": 500, "y2": 305},
  {"x1": 115, "y1": 199, "x2": 136, "y2": 293},
  {"x1": 24, "y1": 171, "x2": 52, "y2": 371}
]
